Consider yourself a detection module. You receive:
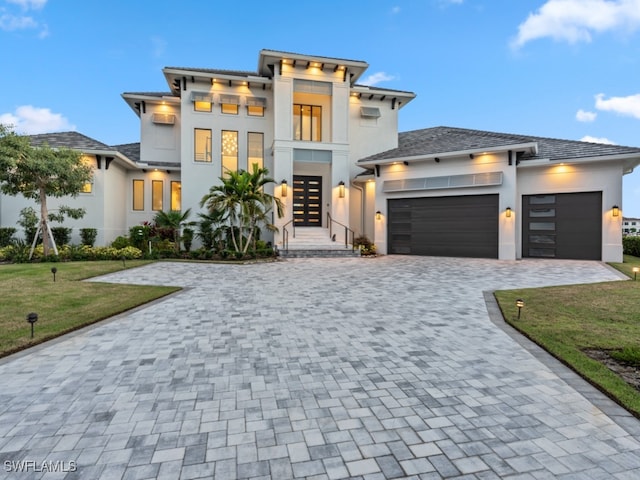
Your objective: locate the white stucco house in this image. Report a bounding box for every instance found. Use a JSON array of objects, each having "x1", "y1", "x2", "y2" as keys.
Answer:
[{"x1": 2, "y1": 48, "x2": 640, "y2": 262}]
